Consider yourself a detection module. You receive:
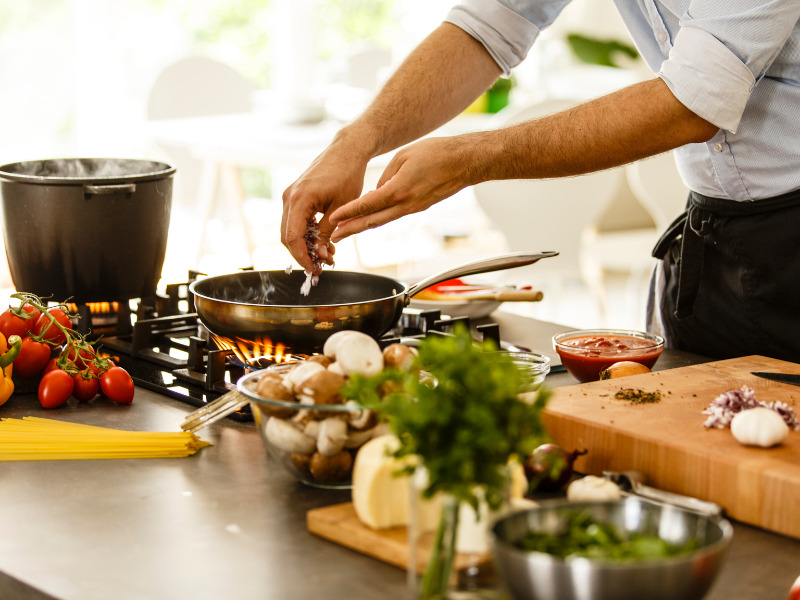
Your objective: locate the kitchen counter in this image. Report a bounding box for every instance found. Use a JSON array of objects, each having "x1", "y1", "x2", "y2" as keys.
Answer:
[{"x1": 2, "y1": 311, "x2": 799, "y2": 600}]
